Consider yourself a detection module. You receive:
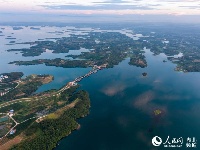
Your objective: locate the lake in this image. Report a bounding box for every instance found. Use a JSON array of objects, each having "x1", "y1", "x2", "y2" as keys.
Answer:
[
  {"x1": 1, "y1": 26, "x2": 200, "y2": 149},
  {"x1": 56, "y1": 49, "x2": 200, "y2": 150}
]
